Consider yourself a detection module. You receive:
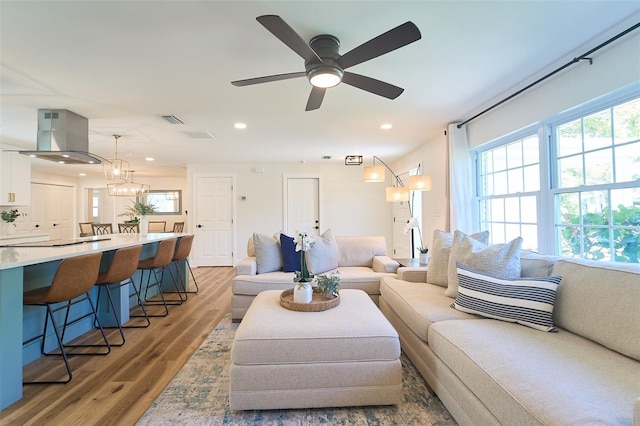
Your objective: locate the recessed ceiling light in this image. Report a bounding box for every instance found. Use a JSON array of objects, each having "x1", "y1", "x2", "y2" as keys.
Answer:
[
  {"x1": 234, "y1": 122, "x2": 247, "y2": 129},
  {"x1": 380, "y1": 123, "x2": 392, "y2": 130},
  {"x1": 145, "y1": 157, "x2": 155, "y2": 161},
  {"x1": 78, "y1": 173, "x2": 86, "y2": 176}
]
